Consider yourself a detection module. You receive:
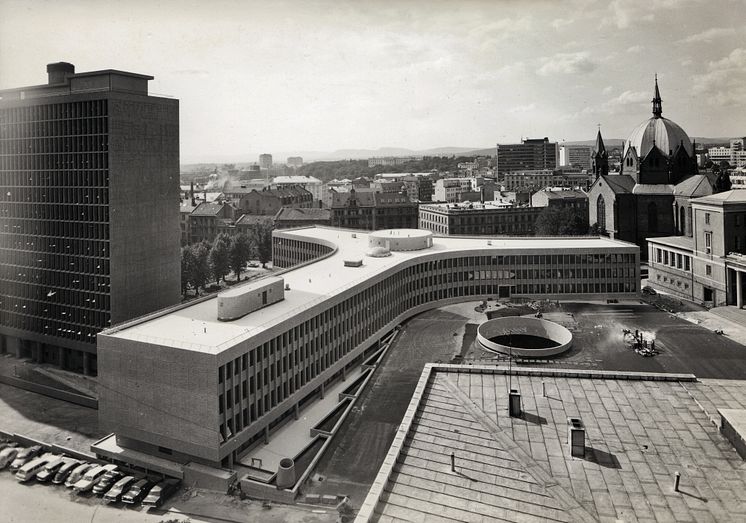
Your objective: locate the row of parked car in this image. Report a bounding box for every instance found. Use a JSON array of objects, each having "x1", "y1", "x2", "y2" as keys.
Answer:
[{"x1": 0, "y1": 440, "x2": 179, "y2": 508}]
